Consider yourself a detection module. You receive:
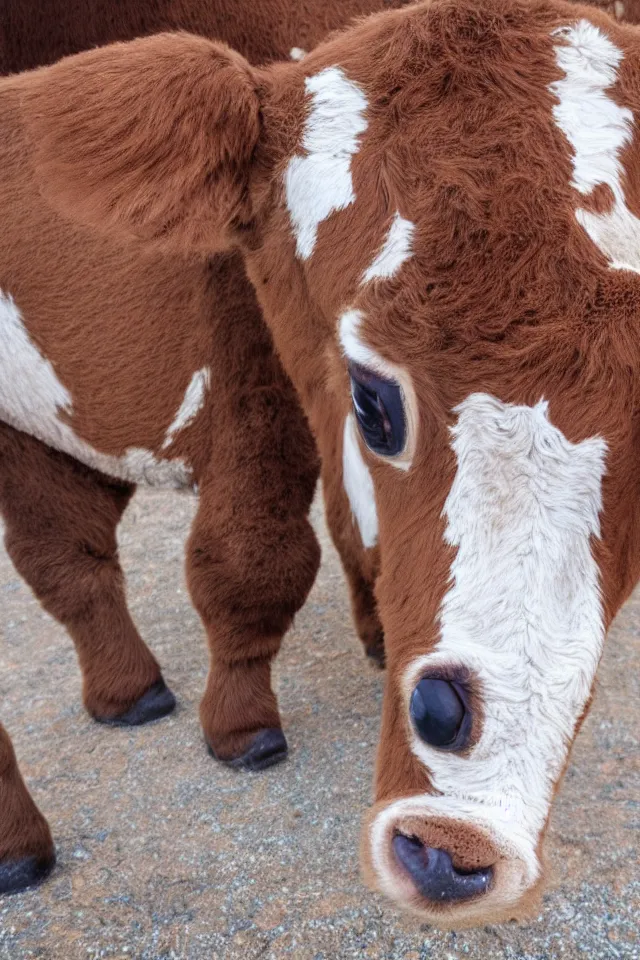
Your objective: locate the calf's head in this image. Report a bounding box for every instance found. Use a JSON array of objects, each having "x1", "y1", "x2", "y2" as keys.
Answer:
[{"x1": 22, "y1": 0, "x2": 640, "y2": 924}]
